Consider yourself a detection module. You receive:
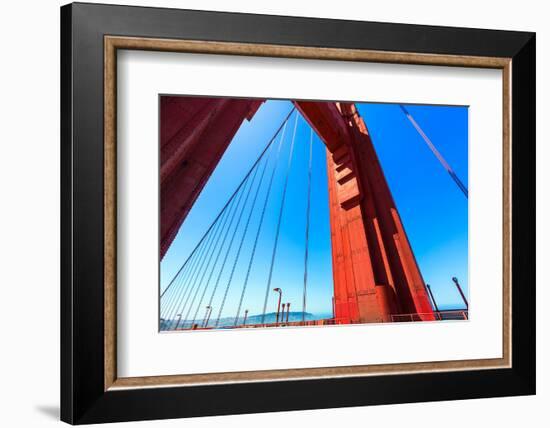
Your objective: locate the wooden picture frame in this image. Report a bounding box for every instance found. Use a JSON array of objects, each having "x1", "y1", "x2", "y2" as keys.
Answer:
[{"x1": 61, "y1": 2, "x2": 535, "y2": 424}]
